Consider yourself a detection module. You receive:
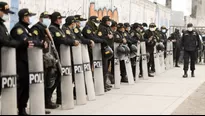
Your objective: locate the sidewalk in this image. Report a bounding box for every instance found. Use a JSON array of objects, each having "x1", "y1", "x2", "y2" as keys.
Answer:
[{"x1": 50, "y1": 65, "x2": 205, "y2": 115}]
